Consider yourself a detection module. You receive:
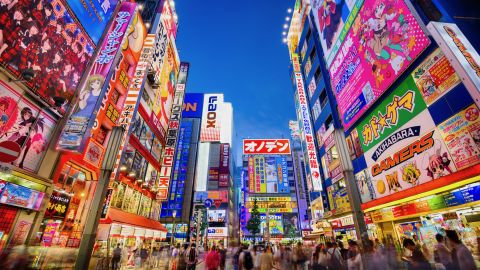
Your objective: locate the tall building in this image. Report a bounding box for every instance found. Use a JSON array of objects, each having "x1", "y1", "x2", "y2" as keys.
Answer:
[
  {"x1": 286, "y1": 0, "x2": 480, "y2": 251},
  {"x1": 241, "y1": 139, "x2": 301, "y2": 242}
]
